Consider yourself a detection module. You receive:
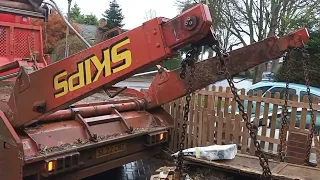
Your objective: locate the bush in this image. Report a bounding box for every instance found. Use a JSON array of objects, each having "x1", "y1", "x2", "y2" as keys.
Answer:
[
  {"x1": 53, "y1": 36, "x2": 88, "y2": 62},
  {"x1": 274, "y1": 48, "x2": 320, "y2": 87},
  {"x1": 275, "y1": 29, "x2": 320, "y2": 87}
]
